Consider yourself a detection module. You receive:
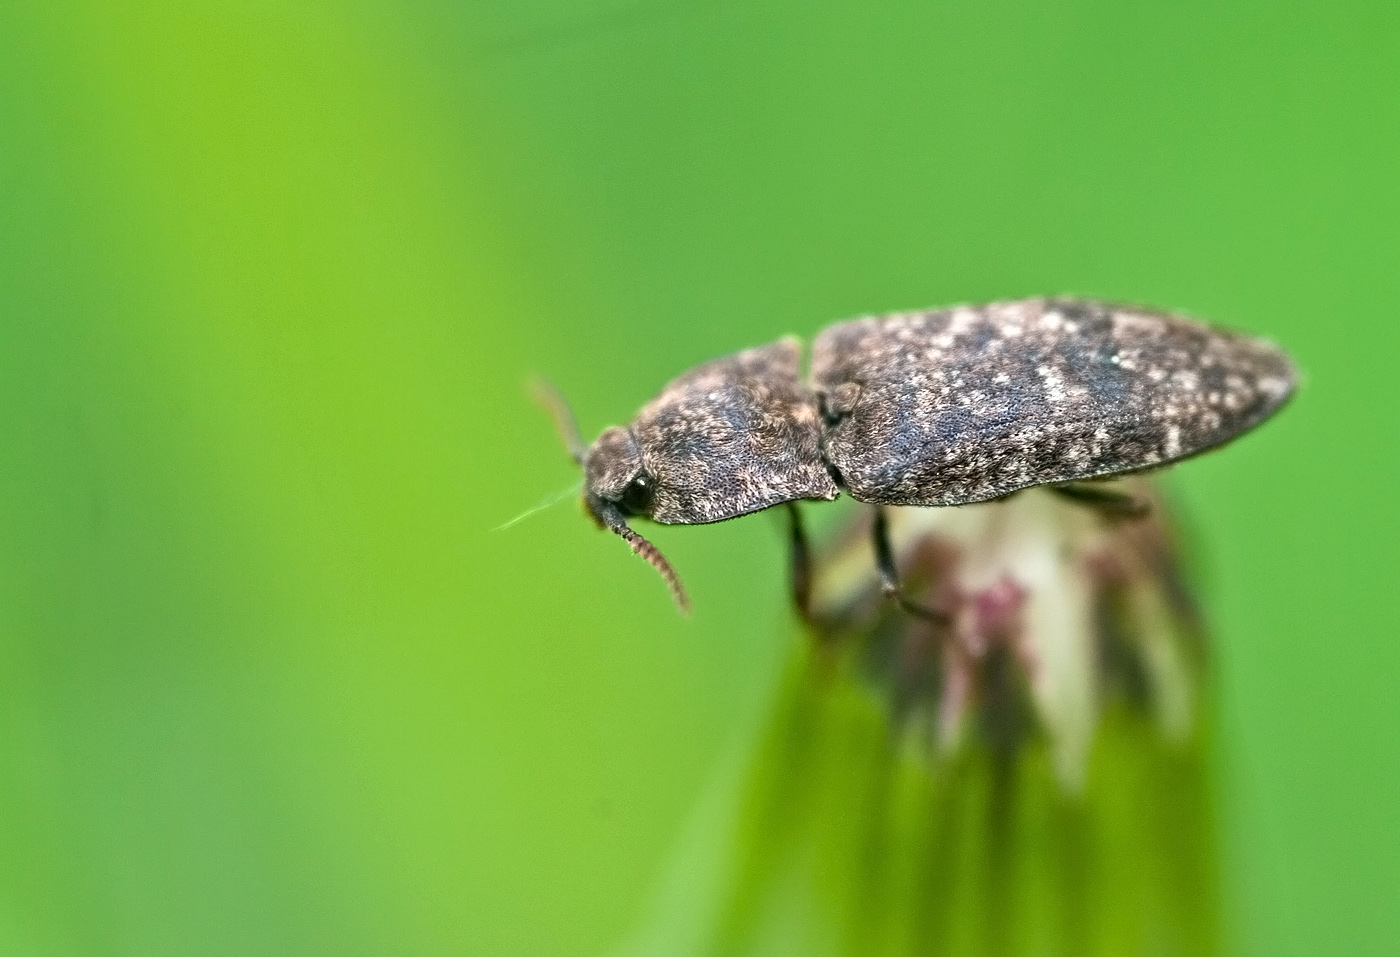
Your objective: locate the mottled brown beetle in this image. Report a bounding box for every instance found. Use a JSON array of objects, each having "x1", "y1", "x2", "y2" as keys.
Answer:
[{"x1": 539, "y1": 298, "x2": 1296, "y2": 621}]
